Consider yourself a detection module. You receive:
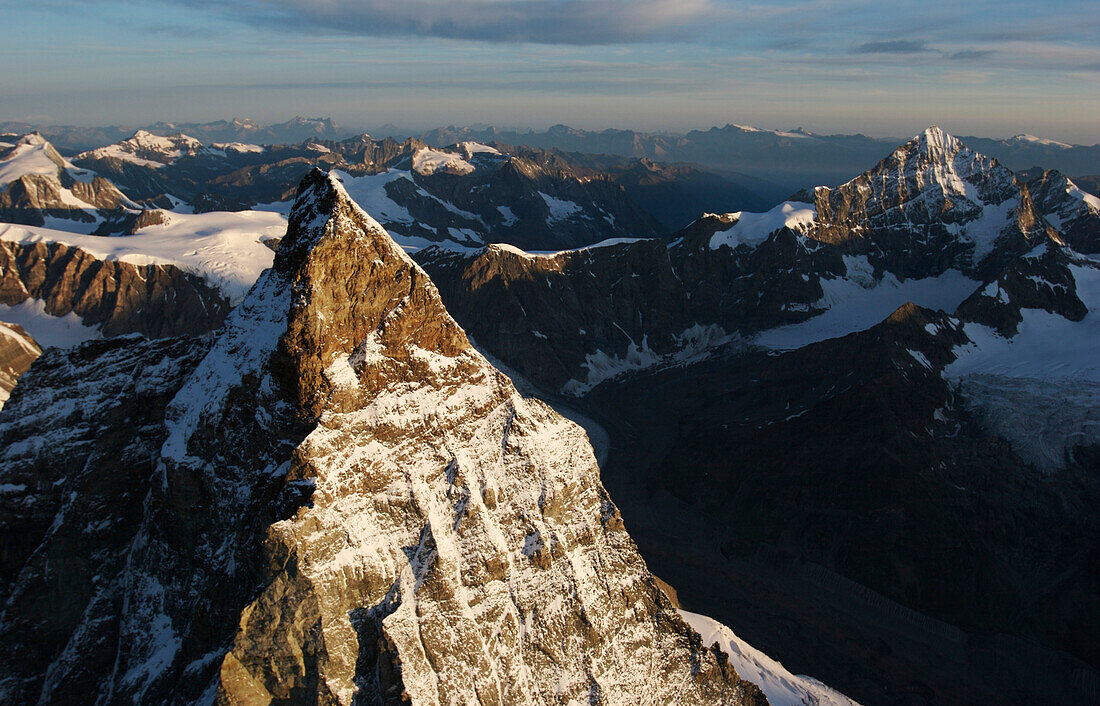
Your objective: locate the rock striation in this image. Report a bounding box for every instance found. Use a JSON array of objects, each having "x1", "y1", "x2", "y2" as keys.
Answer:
[
  {"x1": 0, "y1": 321, "x2": 40, "y2": 410},
  {"x1": 0, "y1": 239, "x2": 232, "y2": 340}
]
